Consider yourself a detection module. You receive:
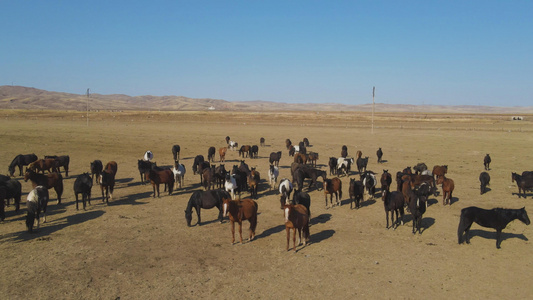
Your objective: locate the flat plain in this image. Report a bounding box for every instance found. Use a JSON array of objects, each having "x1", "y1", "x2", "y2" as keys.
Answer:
[{"x1": 0, "y1": 110, "x2": 532, "y2": 299}]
